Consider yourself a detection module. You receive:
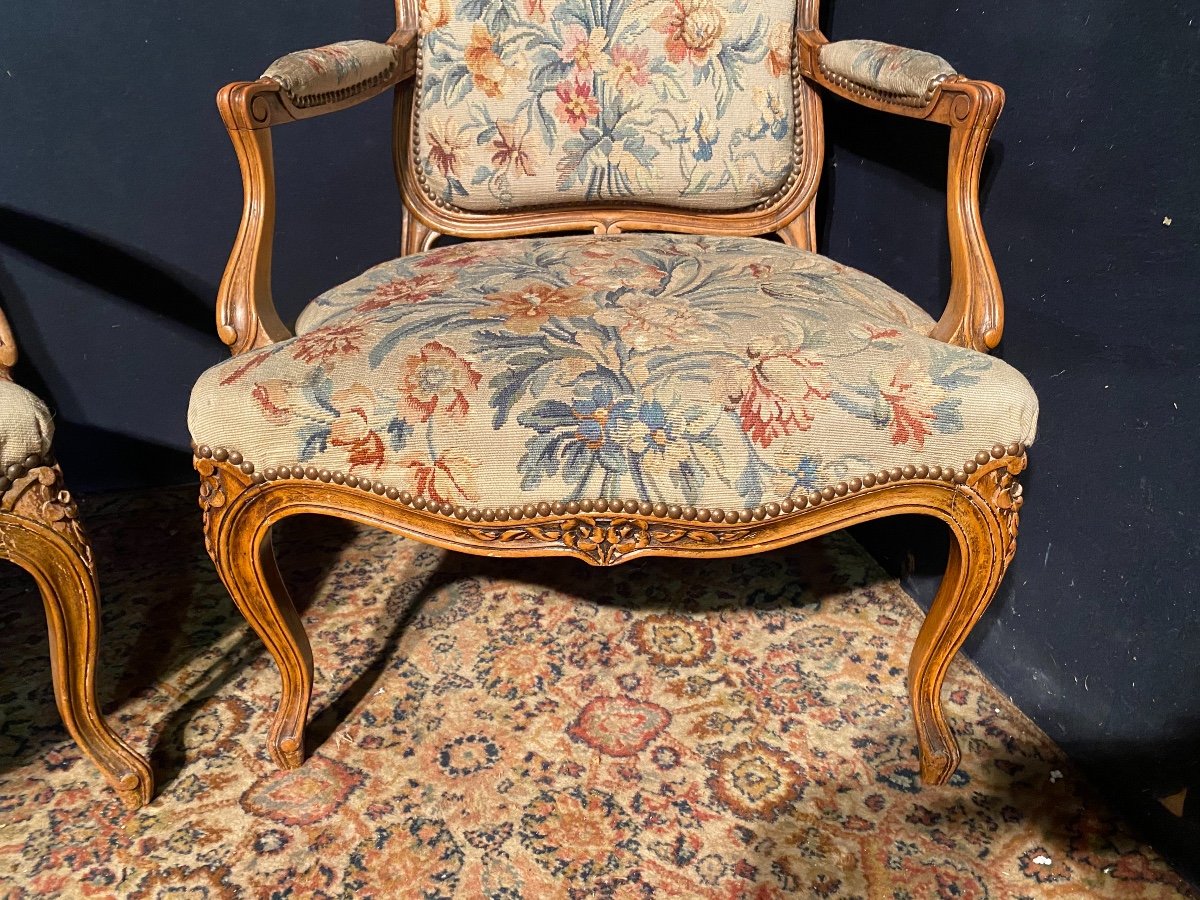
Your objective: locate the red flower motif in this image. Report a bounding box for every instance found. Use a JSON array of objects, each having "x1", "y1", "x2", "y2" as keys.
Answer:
[
  {"x1": 734, "y1": 353, "x2": 829, "y2": 448},
  {"x1": 355, "y1": 270, "x2": 458, "y2": 314},
  {"x1": 329, "y1": 384, "x2": 385, "y2": 471},
  {"x1": 491, "y1": 122, "x2": 538, "y2": 177},
  {"x1": 250, "y1": 379, "x2": 293, "y2": 425},
  {"x1": 400, "y1": 341, "x2": 481, "y2": 421},
  {"x1": 881, "y1": 364, "x2": 935, "y2": 447},
  {"x1": 654, "y1": 0, "x2": 726, "y2": 66},
  {"x1": 291, "y1": 324, "x2": 367, "y2": 365},
  {"x1": 554, "y1": 80, "x2": 599, "y2": 131}
]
